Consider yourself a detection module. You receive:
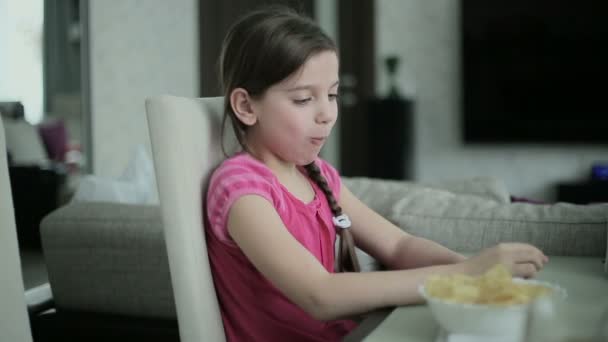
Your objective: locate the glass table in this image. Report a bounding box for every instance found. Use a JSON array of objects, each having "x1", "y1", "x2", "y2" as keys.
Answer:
[{"x1": 345, "y1": 256, "x2": 608, "y2": 341}]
